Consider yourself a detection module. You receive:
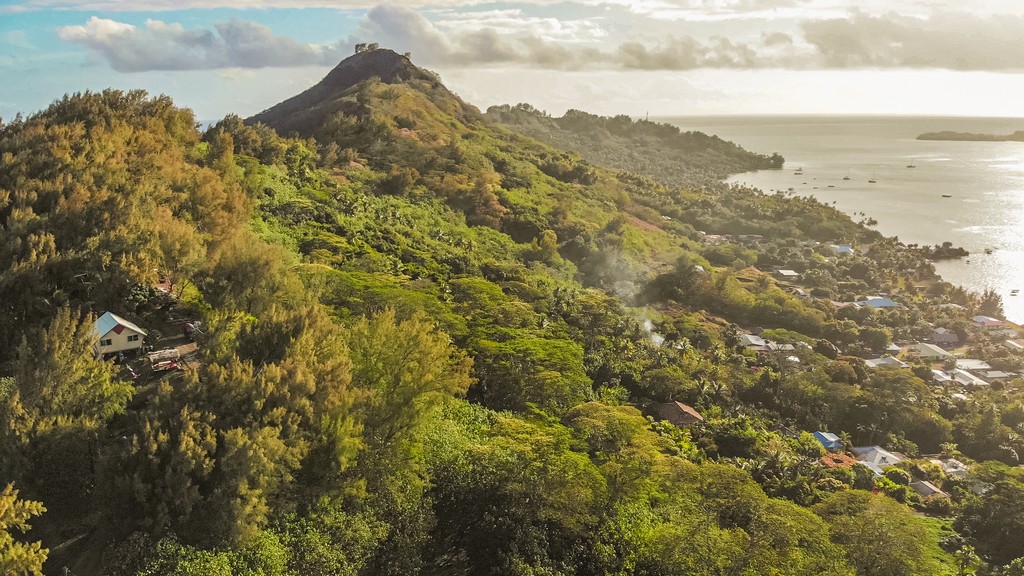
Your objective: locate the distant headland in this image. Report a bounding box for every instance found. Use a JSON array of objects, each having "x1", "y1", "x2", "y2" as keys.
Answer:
[{"x1": 917, "y1": 129, "x2": 1024, "y2": 142}]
